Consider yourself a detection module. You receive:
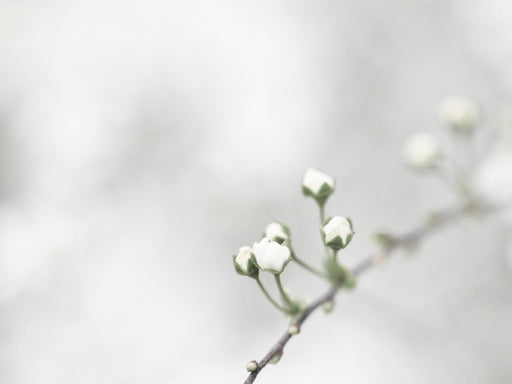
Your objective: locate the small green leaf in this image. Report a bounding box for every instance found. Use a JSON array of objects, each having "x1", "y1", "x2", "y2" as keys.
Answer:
[{"x1": 374, "y1": 232, "x2": 395, "y2": 248}]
